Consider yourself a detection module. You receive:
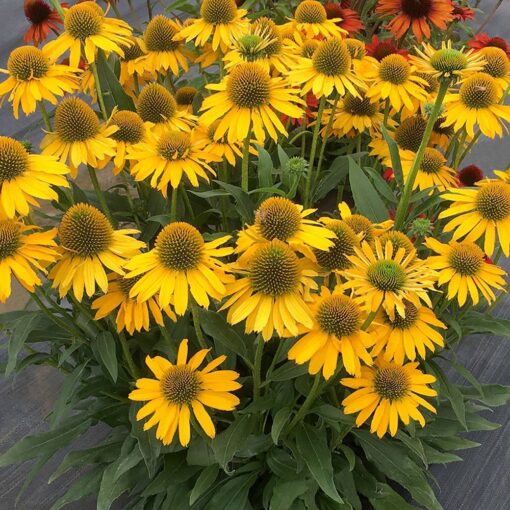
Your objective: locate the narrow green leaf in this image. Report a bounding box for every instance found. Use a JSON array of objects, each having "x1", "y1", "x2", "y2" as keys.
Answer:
[
  {"x1": 295, "y1": 424, "x2": 343, "y2": 503},
  {"x1": 5, "y1": 312, "x2": 40, "y2": 376},
  {"x1": 268, "y1": 362, "x2": 309, "y2": 382},
  {"x1": 190, "y1": 464, "x2": 219, "y2": 505},
  {"x1": 257, "y1": 145, "x2": 274, "y2": 189},
  {"x1": 381, "y1": 125, "x2": 403, "y2": 190},
  {"x1": 313, "y1": 156, "x2": 349, "y2": 201},
  {"x1": 49, "y1": 469, "x2": 102, "y2": 510},
  {"x1": 271, "y1": 407, "x2": 292, "y2": 444},
  {"x1": 348, "y1": 158, "x2": 389, "y2": 222},
  {"x1": 95, "y1": 50, "x2": 135, "y2": 114},
  {"x1": 214, "y1": 181, "x2": 254, "y2": 223},
  {"x1": 270, "y1": 479, "x2": 309, "y2": 510},
  {"x1": 212, "y1": 415, "x2": 254, "y2": 471},
  {"x1": 204, "y1": 472, "x2": 258, "y2": 510},
  {"x1": 94, "y1": 331, "x2": 118, "y2": 383},
  {"x1": 0, "y1": 415, "x2": 92, "y2": 467}
]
